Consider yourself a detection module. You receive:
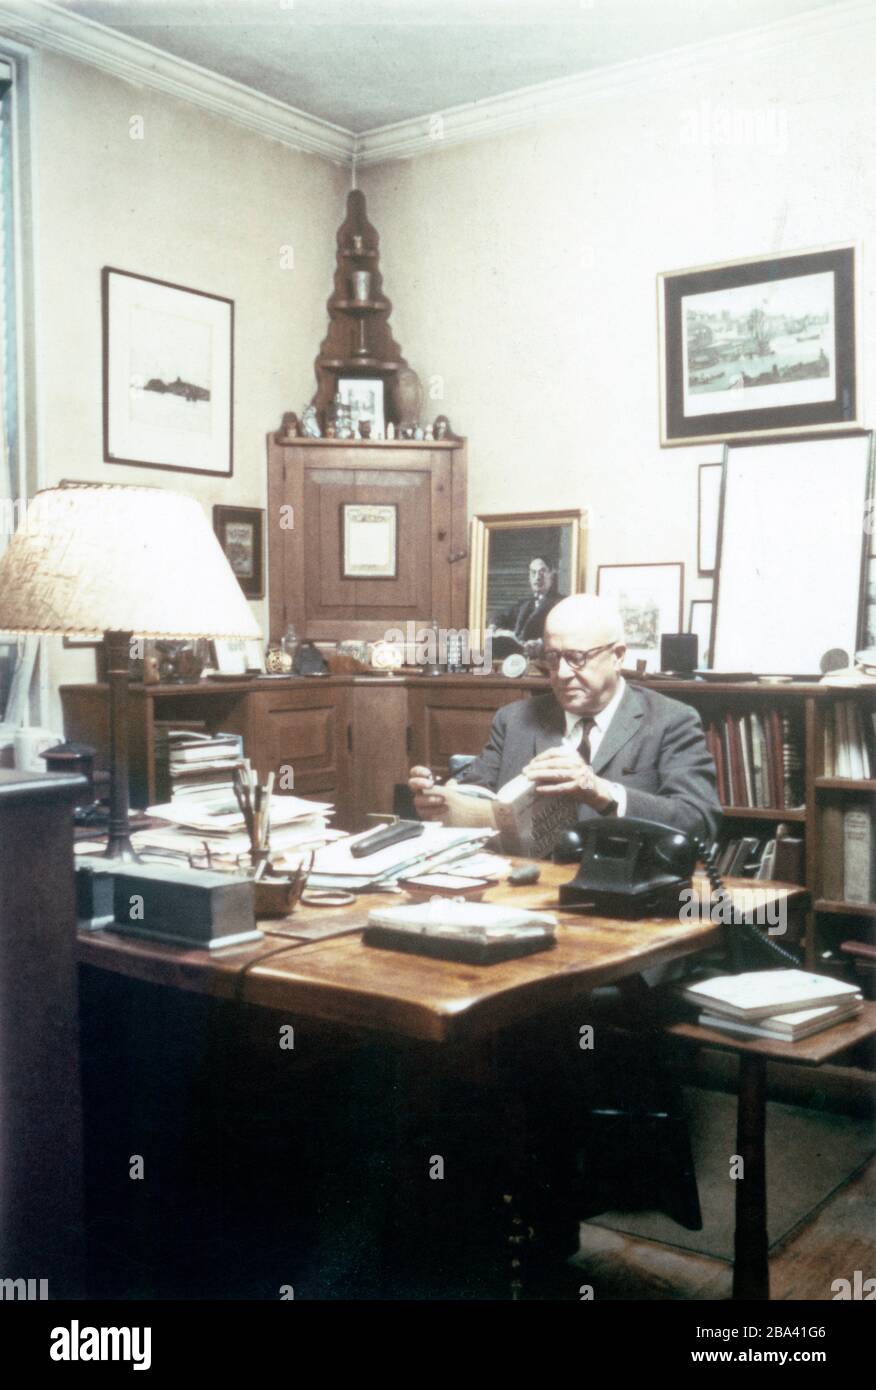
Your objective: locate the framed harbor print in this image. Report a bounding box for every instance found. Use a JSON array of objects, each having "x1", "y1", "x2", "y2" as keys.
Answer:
[
  {"x1": 596, "y1": 562, "x2": 684, "y2": 673},
  {"x1": 712, "y1": 434, "x2": 873, "y2": 674},
  {"x1": 103, "y1": 267, "x2": 234, "y2": 476},
  {"x1": 468, "y1": 510, "x2": 587, "y2": 652},
  {"x1": 659, "y1": 244, "x2": 859, "y2": 446},
  {"x1": 213, "y1": 506, "x2": 264, "y2": 600}
]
